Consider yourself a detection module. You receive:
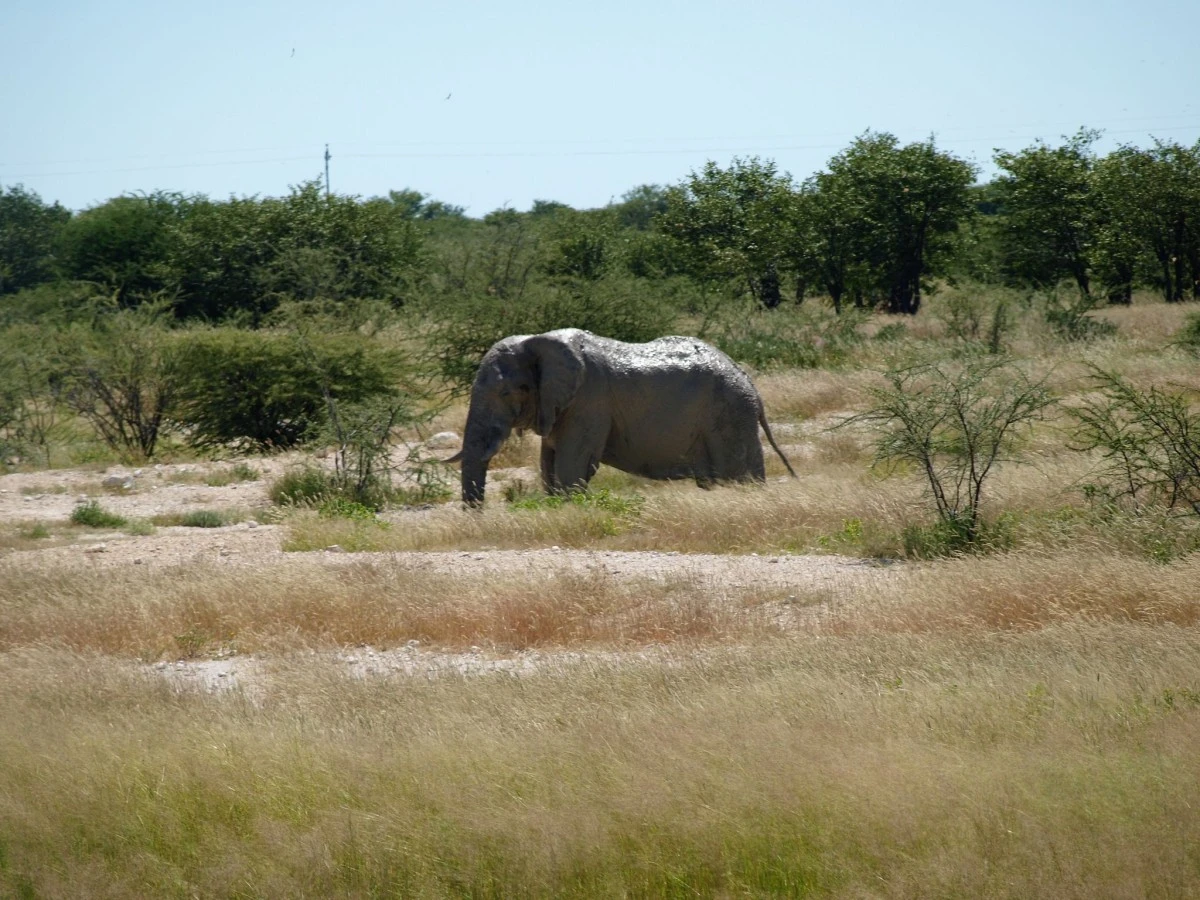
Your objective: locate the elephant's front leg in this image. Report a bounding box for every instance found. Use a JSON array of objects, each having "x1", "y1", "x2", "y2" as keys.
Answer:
[{"x1": 540, "y1": 443, "x2": 558, "y2": 494}]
